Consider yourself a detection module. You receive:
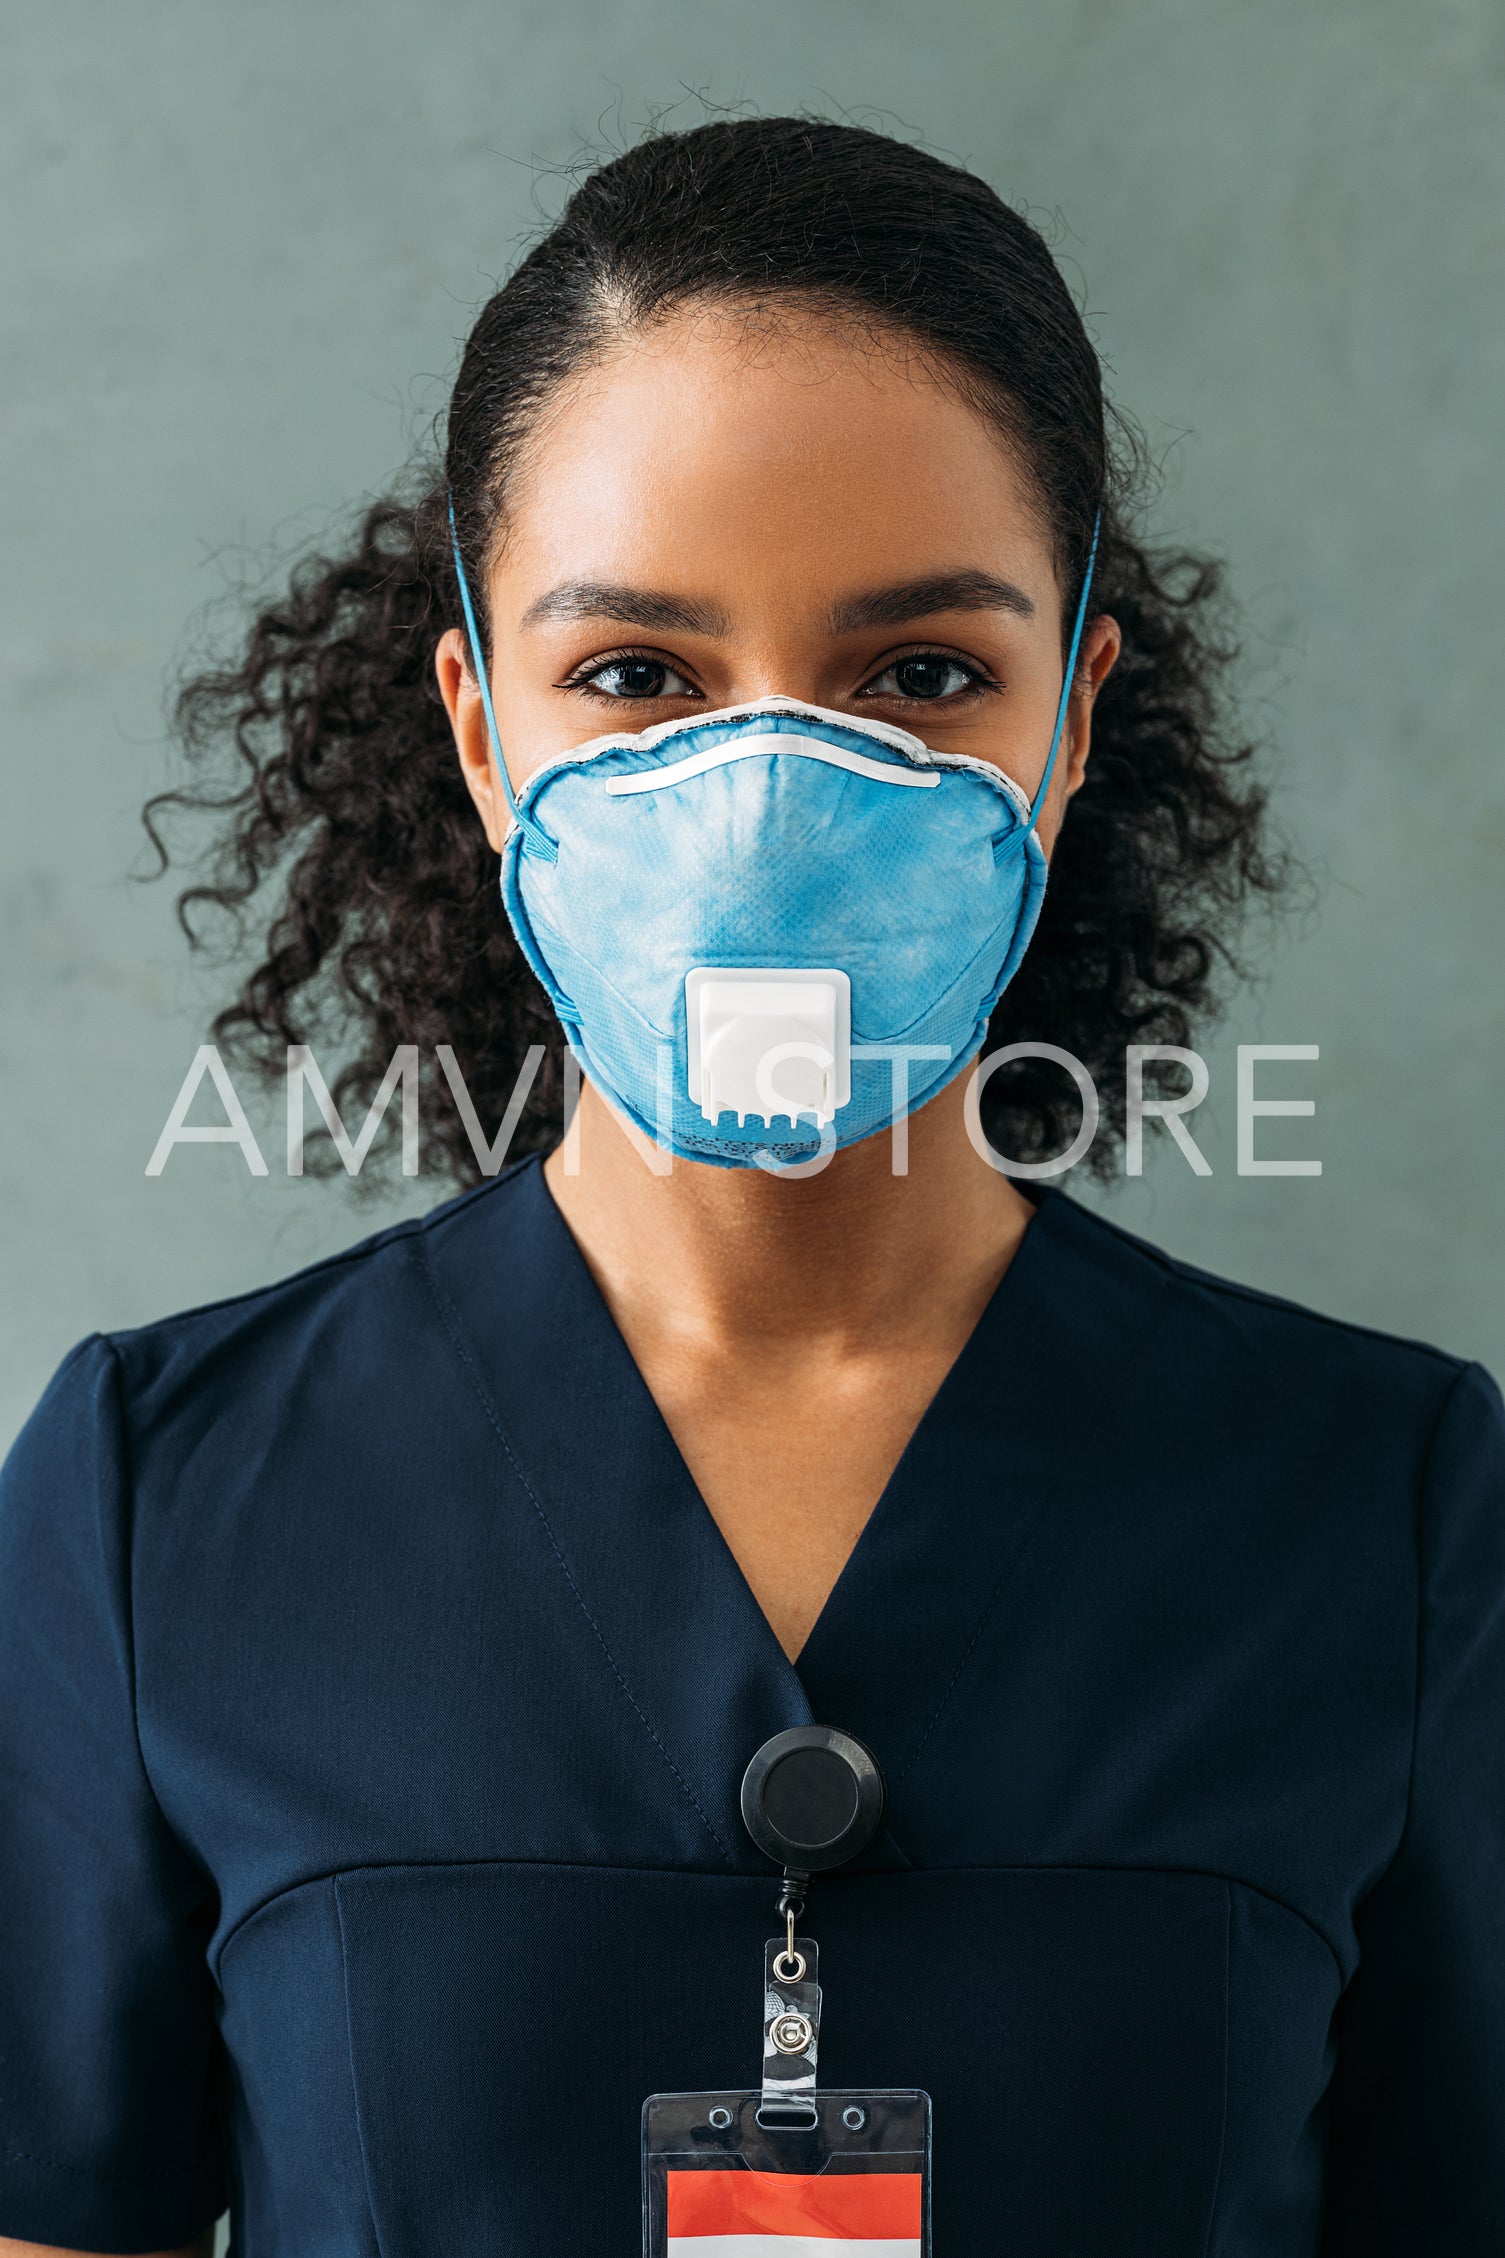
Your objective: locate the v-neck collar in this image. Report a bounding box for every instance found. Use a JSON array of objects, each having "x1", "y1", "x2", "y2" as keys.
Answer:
[{"x1": 420, "y1": 1156, "x2": 1164, "y2": 1873}]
